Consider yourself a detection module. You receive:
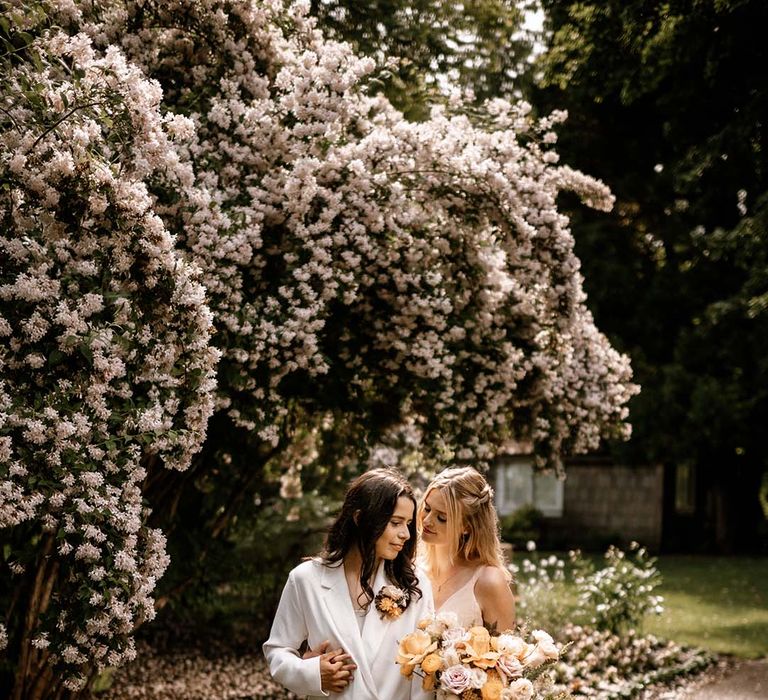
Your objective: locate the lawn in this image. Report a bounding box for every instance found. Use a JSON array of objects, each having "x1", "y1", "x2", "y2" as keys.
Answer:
[{"x1": 644, "y1": 555, "x2": 768, "y2": 659}]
